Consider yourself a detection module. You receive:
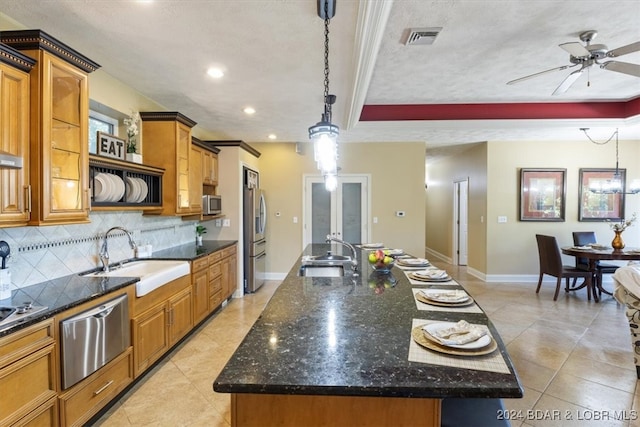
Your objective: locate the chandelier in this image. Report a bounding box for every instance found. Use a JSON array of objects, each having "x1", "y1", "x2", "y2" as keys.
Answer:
[
  {"x1": 582, "y1": 128, "x2": 640, "y2": 194},
  {"x1": 308, "y1": 0, "x2": 339, "y2": 191}
]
